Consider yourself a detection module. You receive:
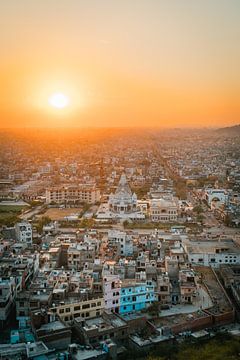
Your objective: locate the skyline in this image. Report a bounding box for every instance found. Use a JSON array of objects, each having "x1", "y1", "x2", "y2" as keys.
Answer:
[{"x1": 1, "y1": 0, "x2": 240, "y2": 128}]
